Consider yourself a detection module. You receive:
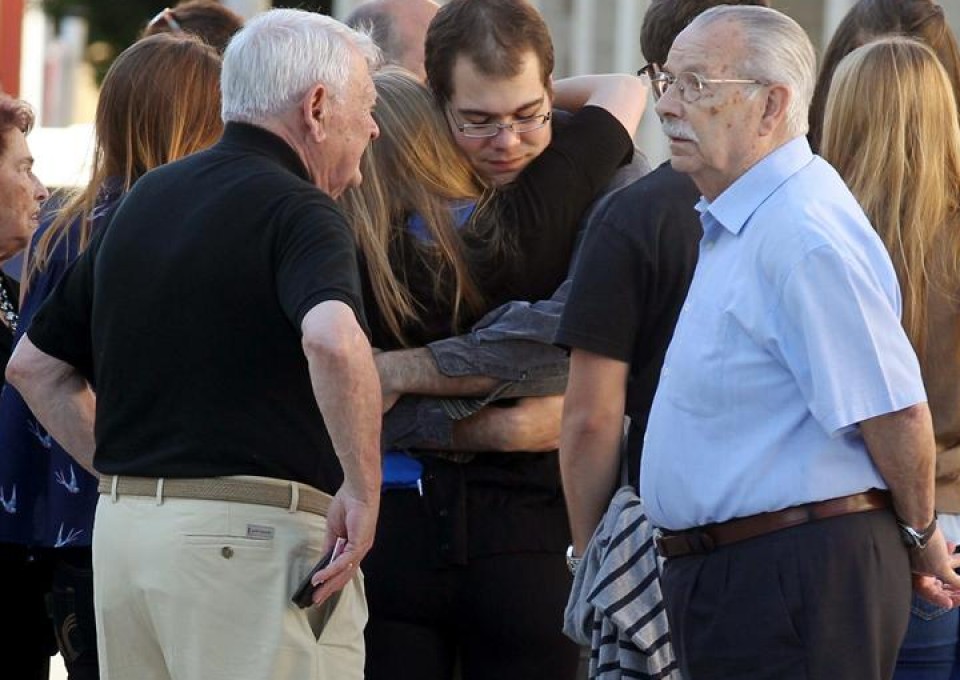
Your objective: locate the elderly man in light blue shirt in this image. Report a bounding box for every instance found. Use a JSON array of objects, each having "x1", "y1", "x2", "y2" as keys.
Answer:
[{"x1": 641, "y1": 6, "x2": 960, "y2": 679}]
